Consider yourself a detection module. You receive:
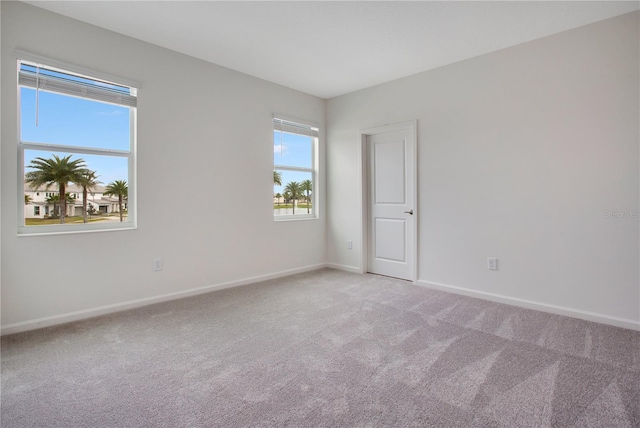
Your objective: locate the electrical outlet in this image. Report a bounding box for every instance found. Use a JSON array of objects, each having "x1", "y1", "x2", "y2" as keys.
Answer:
[
  {"x1": 347, "y1": 240, "x2": 353, "y2": 250},
  {"x1": 487, "y1": 258, "x2": 497, "y2": 271},
  {"x1": 153, "y1": 258, "x2": 163, "y2": 271}
]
